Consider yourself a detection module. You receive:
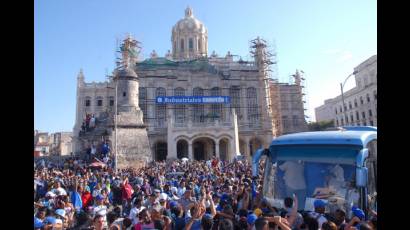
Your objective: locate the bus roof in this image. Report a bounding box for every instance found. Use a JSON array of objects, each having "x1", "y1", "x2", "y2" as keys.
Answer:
[{"x1": 271, "y1": 130, "x2": 377, "y2": 147}]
